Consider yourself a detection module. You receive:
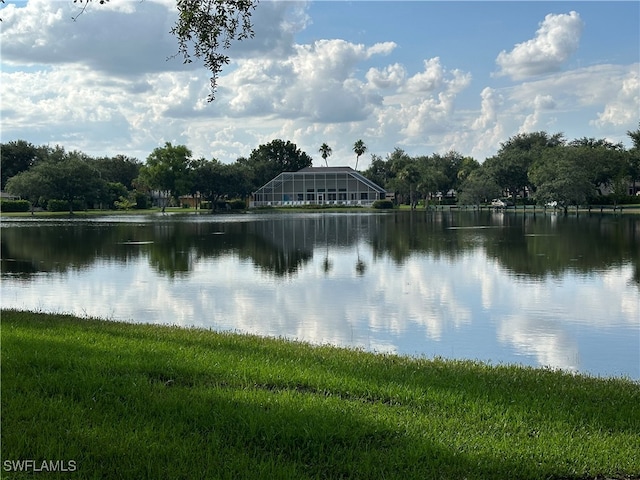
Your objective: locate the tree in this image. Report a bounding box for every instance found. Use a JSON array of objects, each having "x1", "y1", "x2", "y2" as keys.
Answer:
[
  {"x1": 243, "y1": 139, "x2": 312, "y2": 189},
  {"x1": 4, "y1": 169, "x2": 46, "y2": 212},
  {"x1": 397, "y1": 164, "x2": 420, "y2": 209},
  {"x1": 626, "y1": 125, "x2": 640, "y2": 195},
  {"x1": 352, "y1": 139, "x2": 367, "y2": 170},
  {"x1": 529, "y1": 147, "x2": 595, "y2": 211},
  {"x1": 192, "y1": 159, "x2": 226, "y2": 211},
  {"x1": 567, "y1": 138, "x2": 626, "y2": 196},
  {"x1": 0, "y1": 140, "x2": 47, "y2": 190},
  {"x1": 319, "y1": 143, "x2": 332, "y2": 167},
  {"x1": 138, "y1": 142, "x2": 193, "y2": 211},
  {"x1": 74, "y1": 0, "x2": 258, "y2": 101},
  {"x1": 91, "y1": 155, "x2": 142, "y2": 189},
  {"x1": 486, "y1": 131, "x2": 565, "y2": 202},
  {"x1": 362, "y1": 154, "x2": 391, "y2": 189},
  {"x1": 457, "y1": 168, "x2": 501, "y2": 206},
  {"x1": 6, "y1": 152, "x2": 106, "y2": 213}
]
